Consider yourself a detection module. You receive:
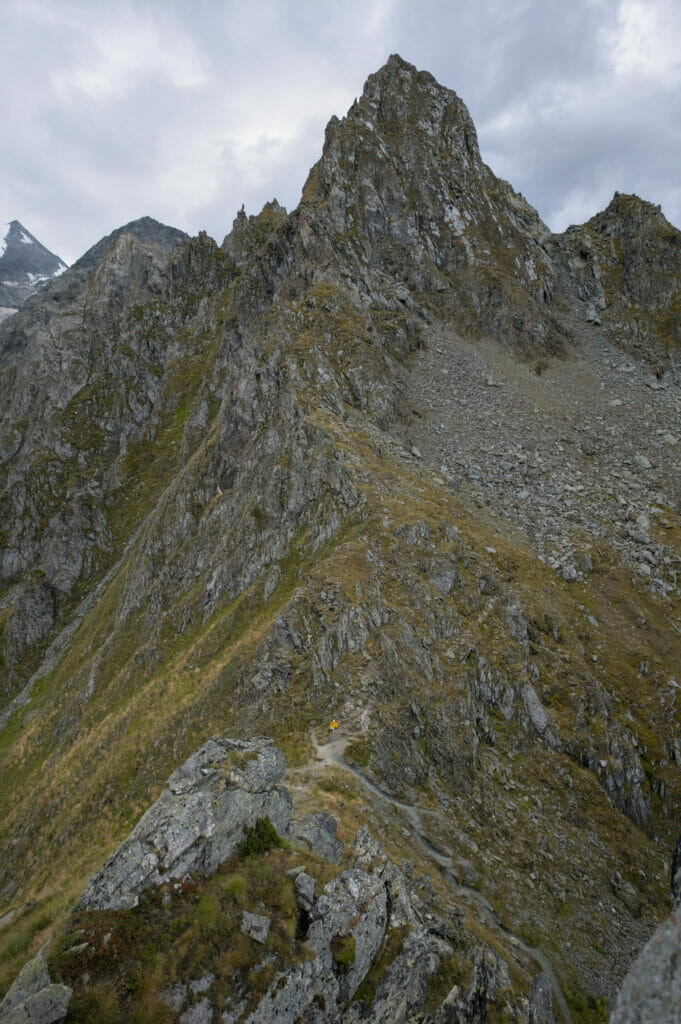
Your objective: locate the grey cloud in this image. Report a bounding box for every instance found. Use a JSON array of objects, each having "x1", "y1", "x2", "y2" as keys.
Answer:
[{"x1": 1, "y1": 0, "x2": 680, "y2": 264}]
